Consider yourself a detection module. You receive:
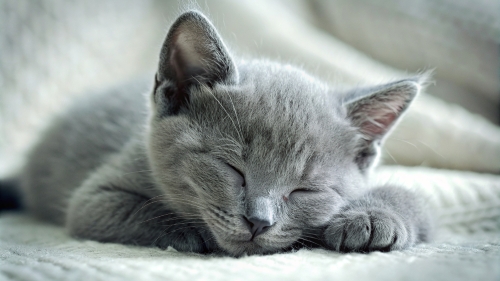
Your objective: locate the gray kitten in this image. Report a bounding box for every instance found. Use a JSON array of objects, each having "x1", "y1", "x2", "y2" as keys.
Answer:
[{"x1": 3, "y1": 11, "x2": 431, "y2": 256}]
